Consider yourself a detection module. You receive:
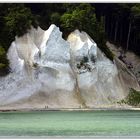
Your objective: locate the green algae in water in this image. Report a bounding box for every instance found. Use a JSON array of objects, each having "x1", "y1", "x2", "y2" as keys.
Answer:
[{"x1": 0, "y1": 110, "x2": 140, "y2": 137}]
